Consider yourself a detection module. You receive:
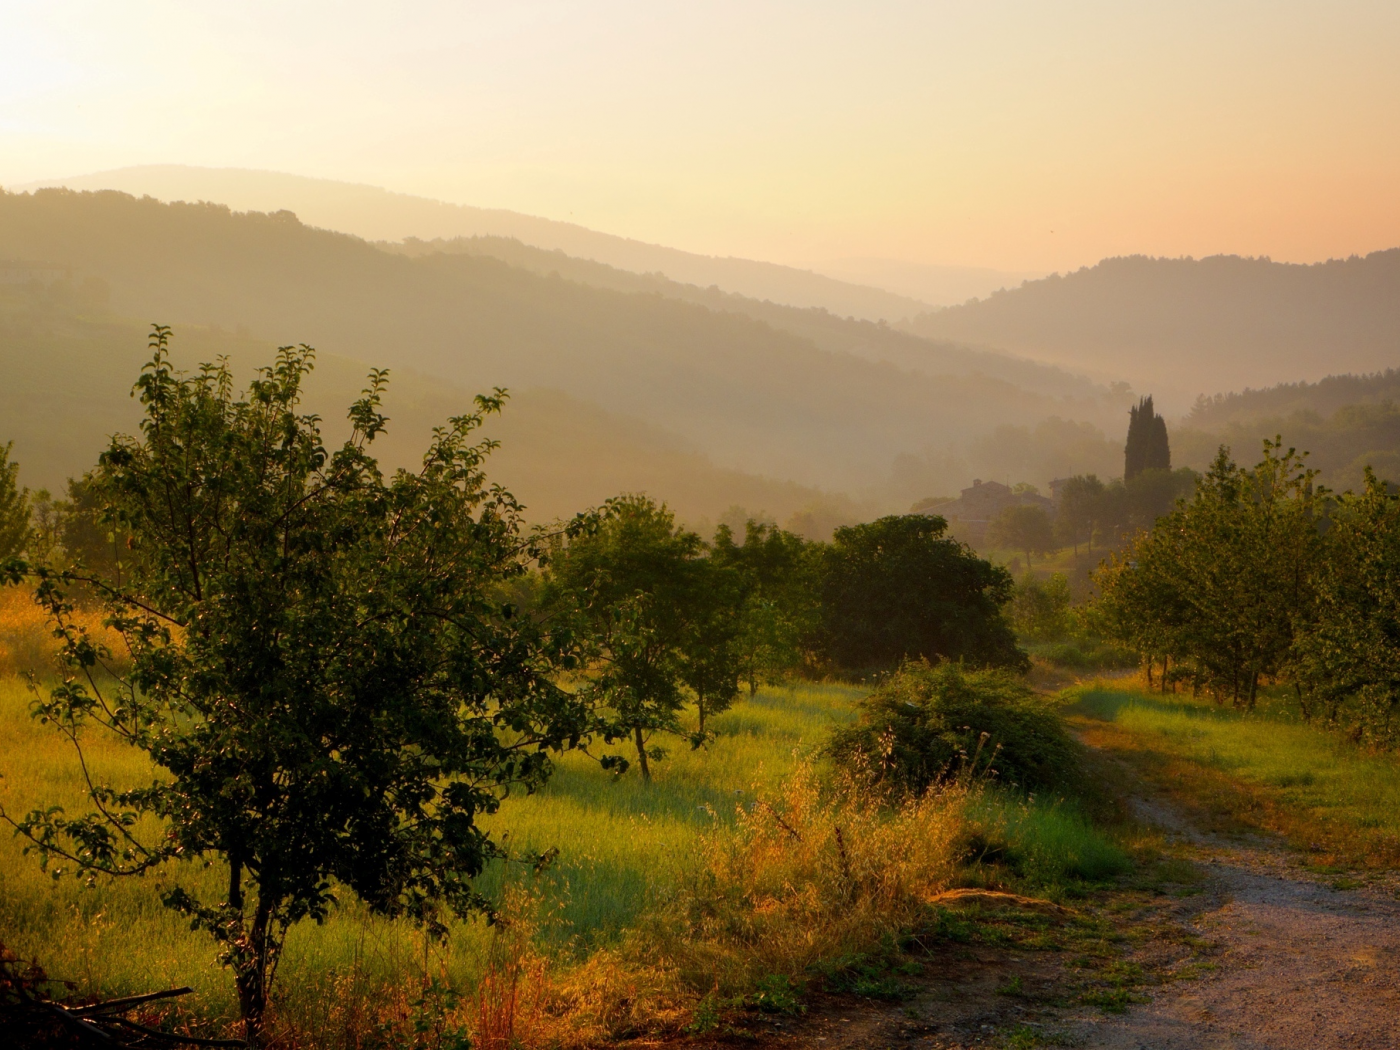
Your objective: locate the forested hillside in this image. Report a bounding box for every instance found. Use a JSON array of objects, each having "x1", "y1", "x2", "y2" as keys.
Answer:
[
  {"x1": 0, "y1": 188, "x2": 1128, "y2": 503},
  {"x1": 904, "y1": 252, "x2": 1400, "y2": 403},
  {"x1": 390, "y1": 235, "x2": 1101, "y2": 399},
  {"x1": 1173, "y1": 371, "x2": 1400, "y2": 491},
  {"x1": 26, "y1": 165, "x2": 933, "y2": 321}
]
